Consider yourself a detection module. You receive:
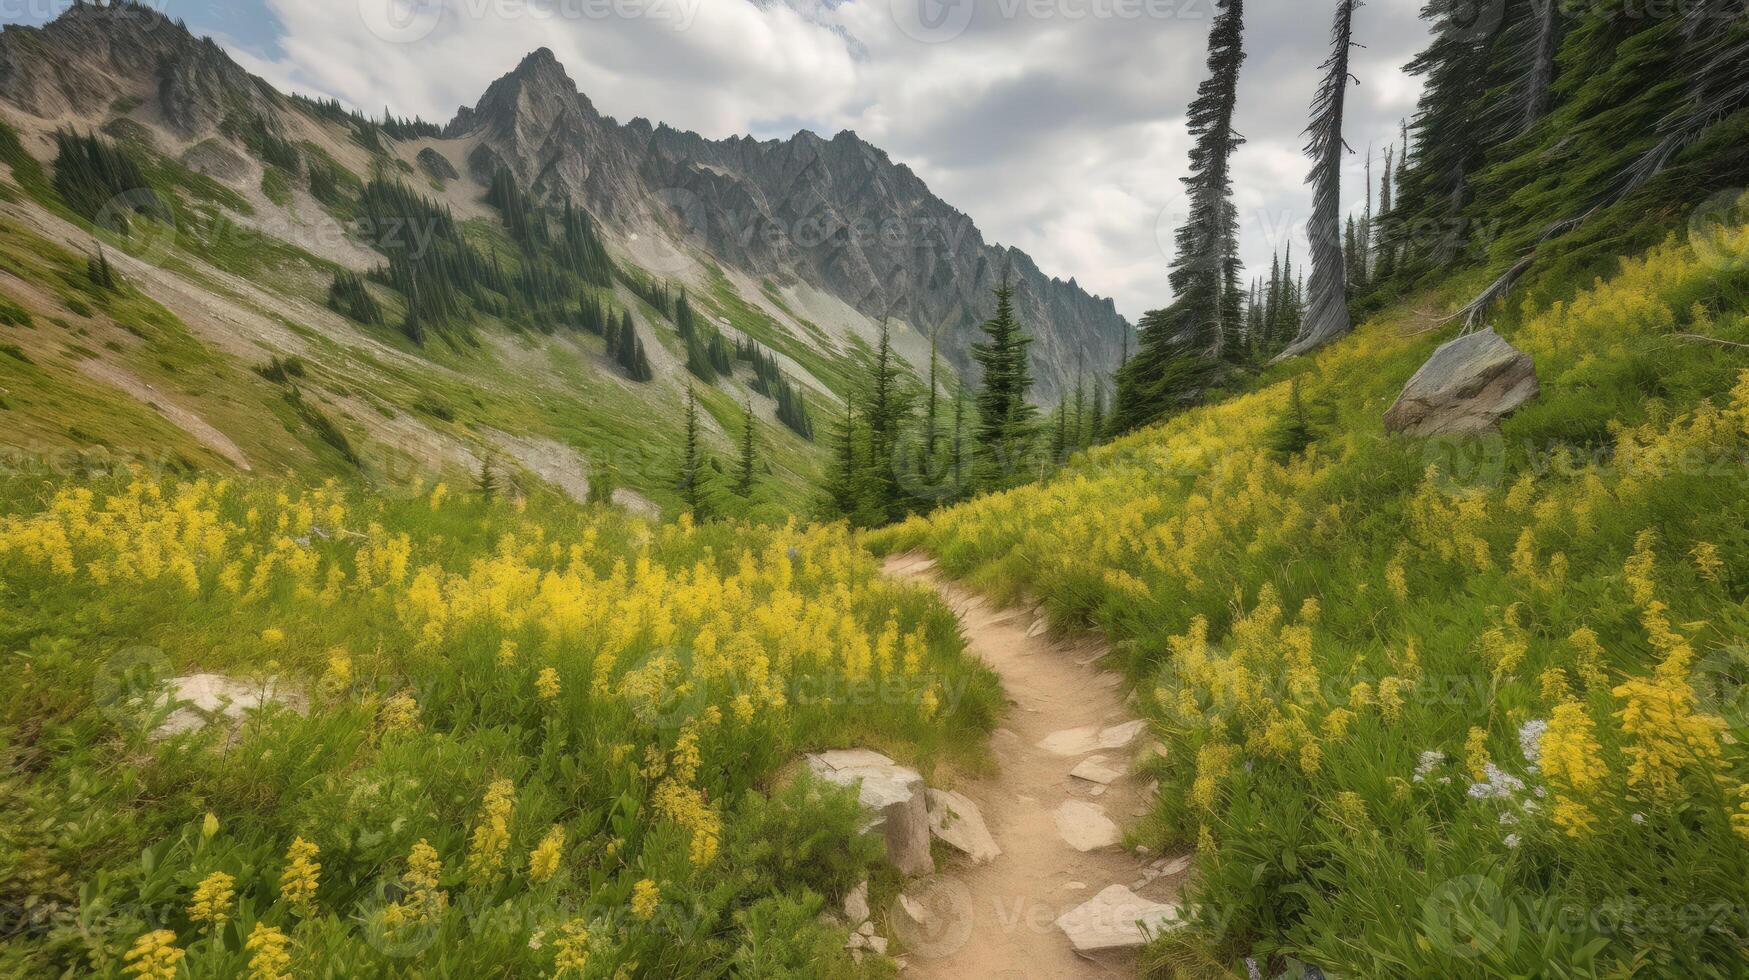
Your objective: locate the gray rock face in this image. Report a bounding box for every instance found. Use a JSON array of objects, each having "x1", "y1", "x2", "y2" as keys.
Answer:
[
  {"x1": 450, "y1": 50, "x2": 1132, "y2": 403},
  {"x1": 807, "y1": 749, "x2": 936, "y2": 876},
  {"x1": 1384, "y1": 329, "x2": 1539, "y2": 435},
  {"x1": 0, "y1": 5, "x2": 281, "y2": 137},
  {"x1": 416, "y1": 146, "x2": 459, "y2": 182}
]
